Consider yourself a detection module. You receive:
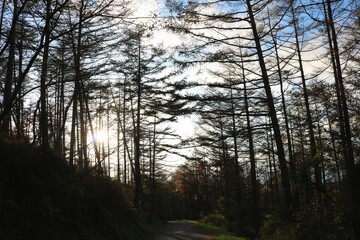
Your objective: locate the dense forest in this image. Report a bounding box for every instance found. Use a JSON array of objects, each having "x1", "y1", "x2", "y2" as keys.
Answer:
[{"x1": 0, "y1": 0, "x2": 359, "y2": 239}]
